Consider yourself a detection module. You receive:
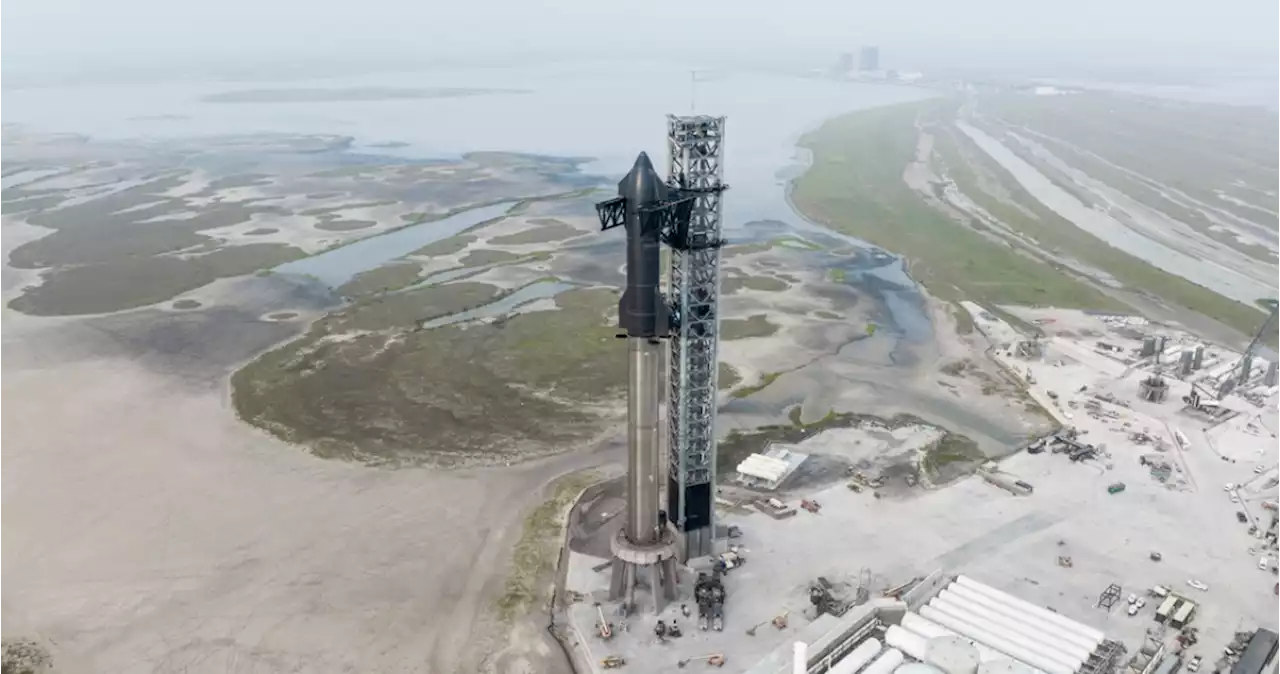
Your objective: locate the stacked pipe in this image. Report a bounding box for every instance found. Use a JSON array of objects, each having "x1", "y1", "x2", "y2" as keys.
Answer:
[
  {"x1": 830, "y1": 639, "x2": 885, "y2": 674},
  {"x1": 911, "y1": 576, "x2": 1107, "y2": 674}
]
